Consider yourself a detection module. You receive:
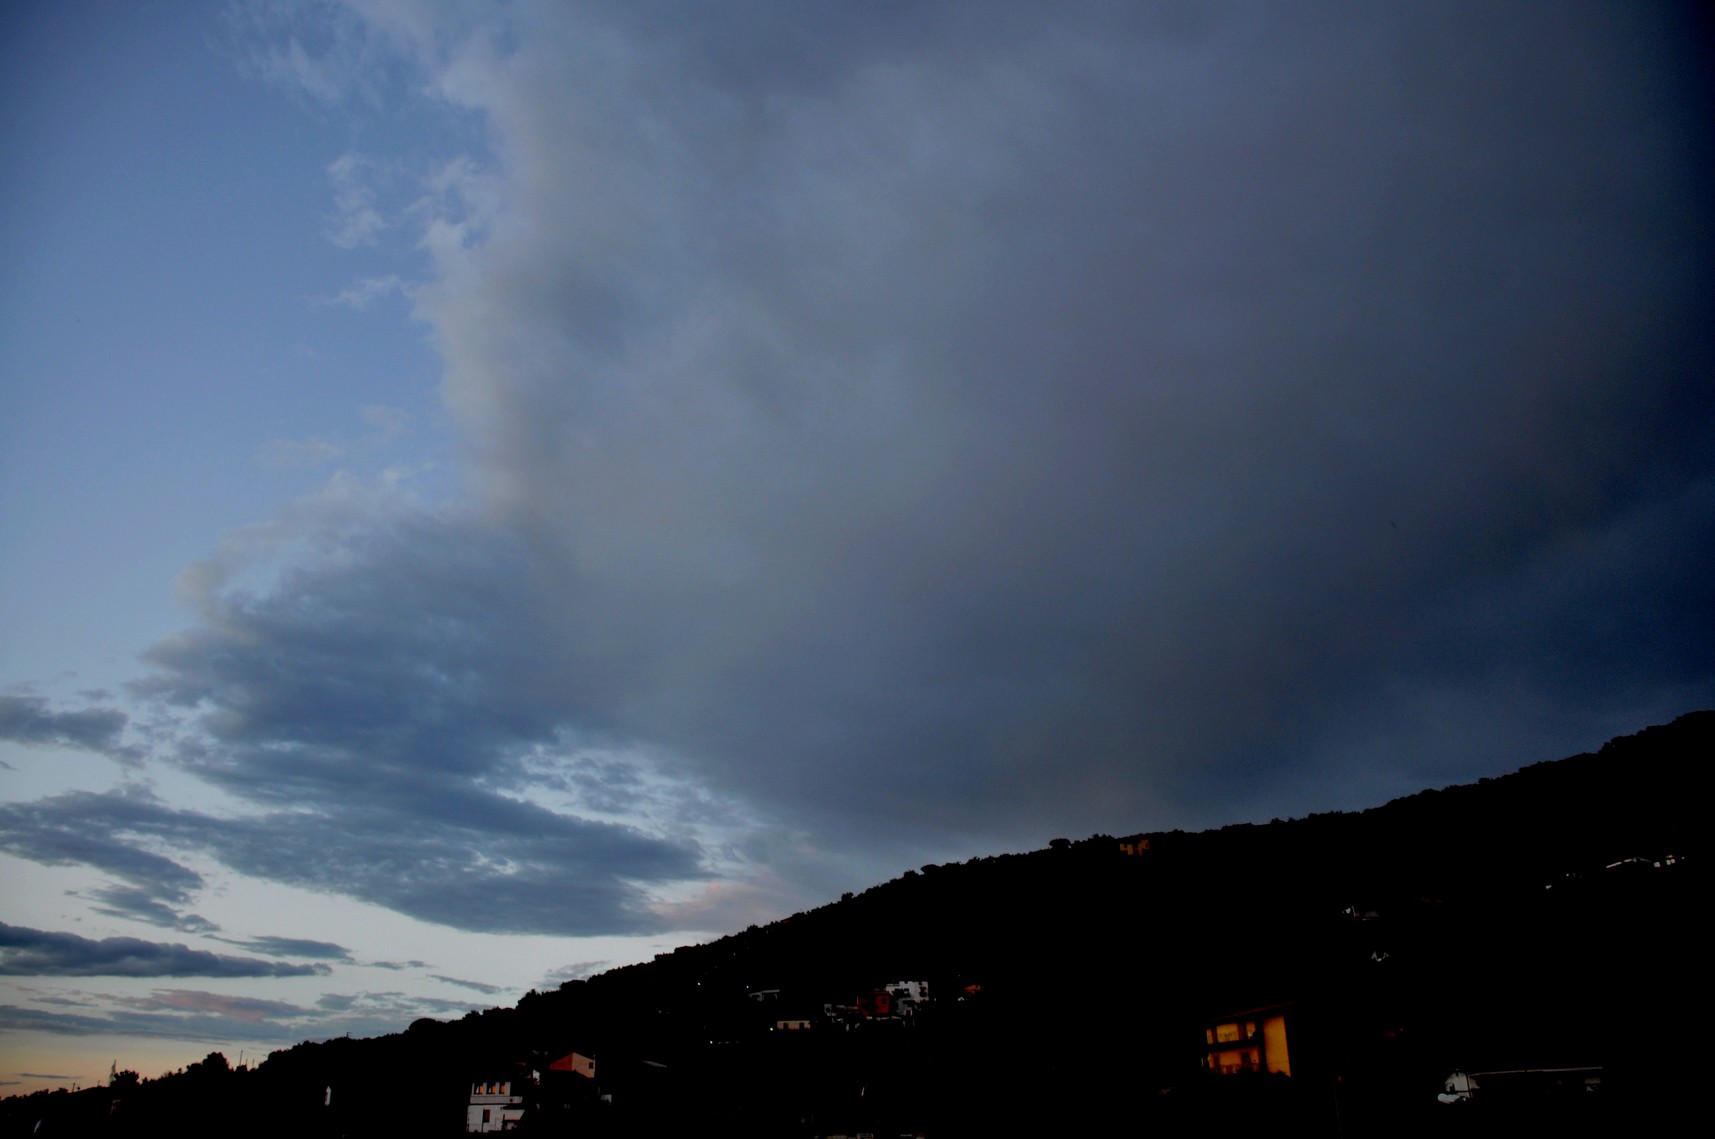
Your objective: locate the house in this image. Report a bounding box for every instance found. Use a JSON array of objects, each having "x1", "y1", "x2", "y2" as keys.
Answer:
[
  {"x1": 549, "y1": 1051, "x2": 597, "y2": 1080},
  {"x1": 1201, "y1": 1004, "x2": 1292, "y2": 1077},
  {"x1": 466, "y1": 1077, "x2": 526, "y2": 1133},
  {"x1": 532, "y1": 1050, "x2": 606, "y2": 1129},
  {"x1": 883, "y1": 979, "x2": 930, "y2": 1016},
  {"x1": 855, "y1": 989, "x2": 893, "y2": 1018},
  {"x1": 1437, "y1": 1065, "x2": 1602, "y2": 1105}
]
